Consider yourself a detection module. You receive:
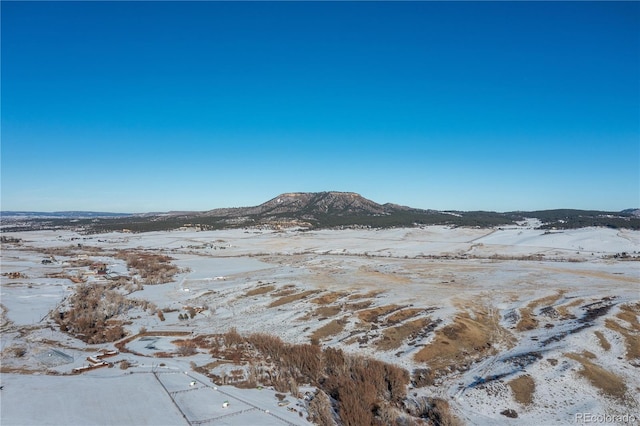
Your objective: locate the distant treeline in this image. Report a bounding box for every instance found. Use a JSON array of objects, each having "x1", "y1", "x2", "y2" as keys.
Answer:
[{"x1": 2, "y1": 208, "x2": 638, "y2": 233}]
